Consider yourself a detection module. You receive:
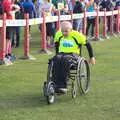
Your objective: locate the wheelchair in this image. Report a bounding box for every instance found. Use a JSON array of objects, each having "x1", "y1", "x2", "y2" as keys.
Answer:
[{"x1": 43, "y1": 55, "x2": 90, "y2": 104}]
